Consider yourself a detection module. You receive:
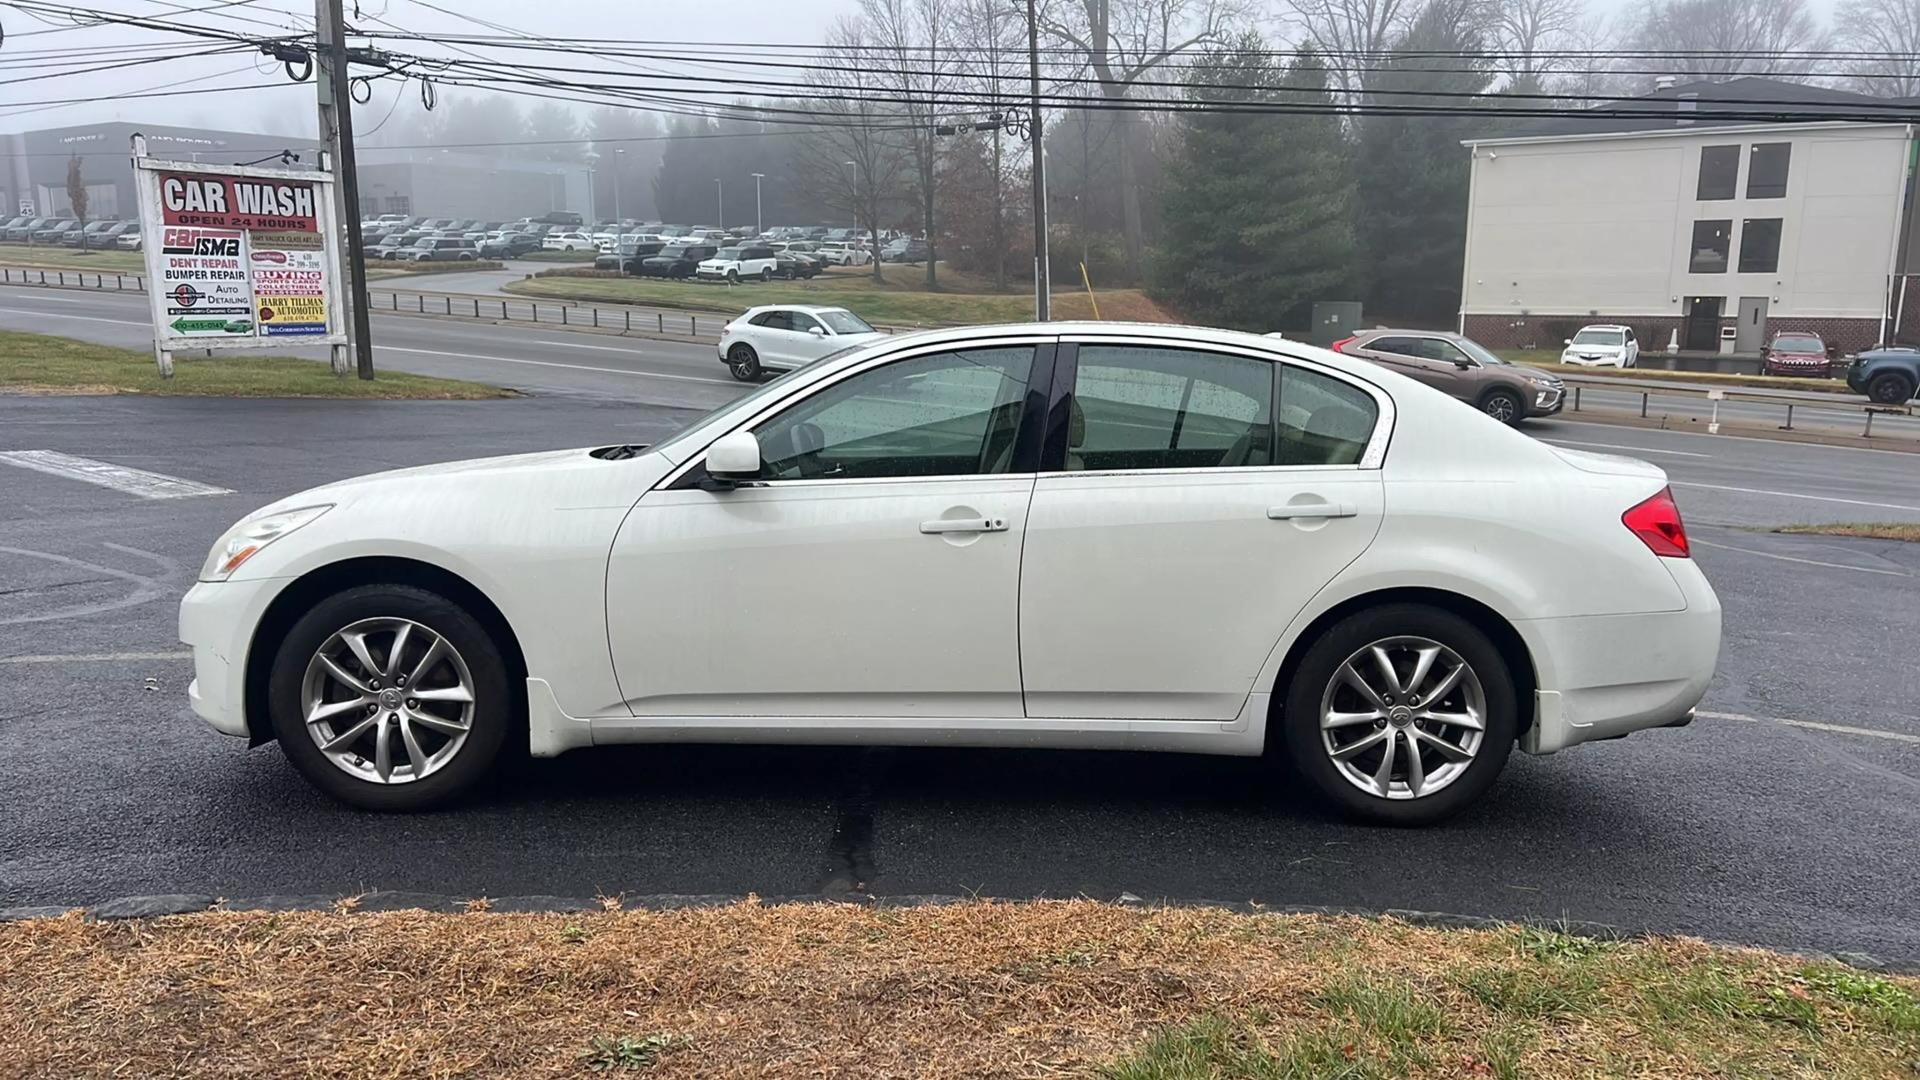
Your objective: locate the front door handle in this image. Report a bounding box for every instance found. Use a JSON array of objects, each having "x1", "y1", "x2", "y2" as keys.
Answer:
[
  {"x1": 1267, "y1": 501, "x2": 1356, "y2": 520},
  {"x1": 920, "y1": 517, "x2": 1009, "y2": 534}
]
